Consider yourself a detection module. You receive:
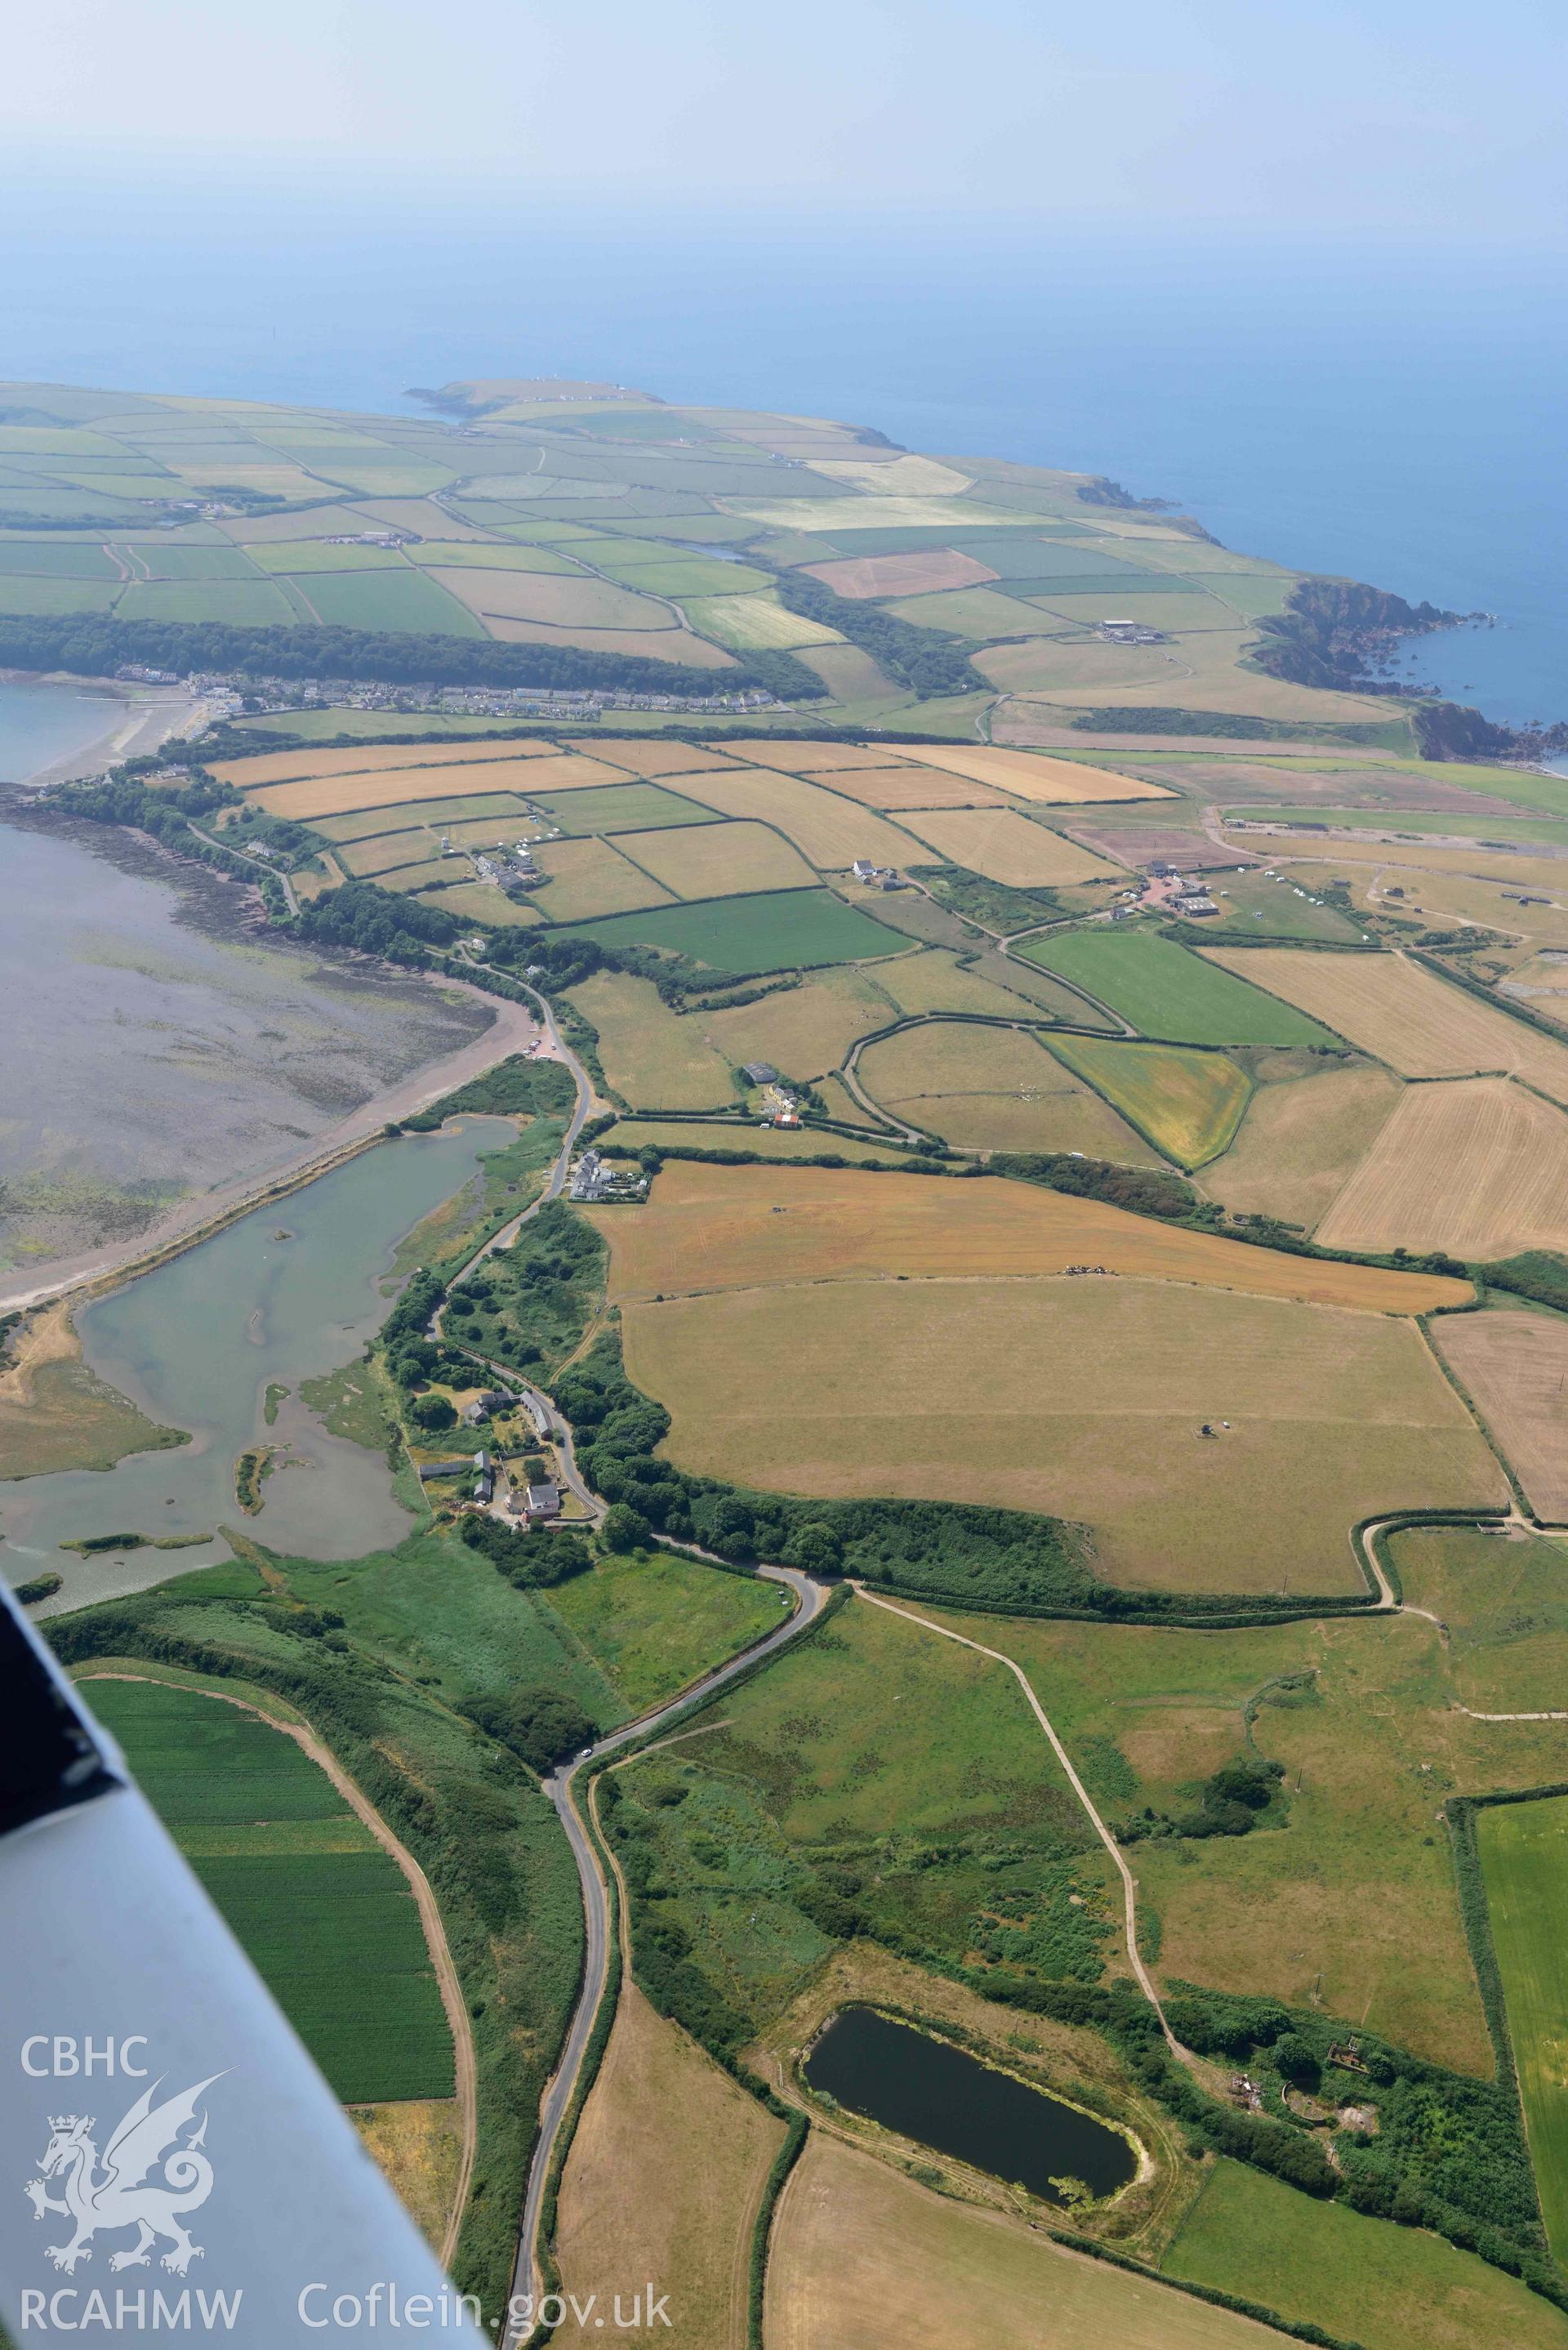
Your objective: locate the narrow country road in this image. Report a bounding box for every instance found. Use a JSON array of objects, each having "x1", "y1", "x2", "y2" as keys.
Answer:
[
  {"x1": 502, "y1": 1563, "x2": 828, "y2": 2345},
  {"x1": 187, "y1": 819, "x2": 301, "y2": 914}
]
